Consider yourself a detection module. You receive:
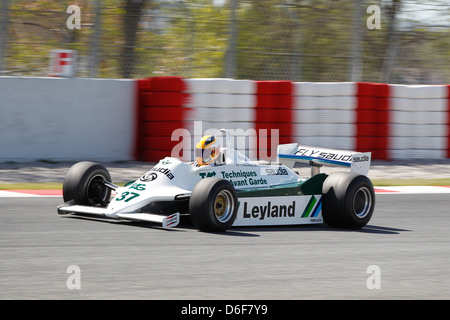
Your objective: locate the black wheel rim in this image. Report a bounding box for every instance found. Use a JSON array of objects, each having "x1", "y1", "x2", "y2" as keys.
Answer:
[{"x1": 86, "y1": 174, "x2": 109, "y2": 206}]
